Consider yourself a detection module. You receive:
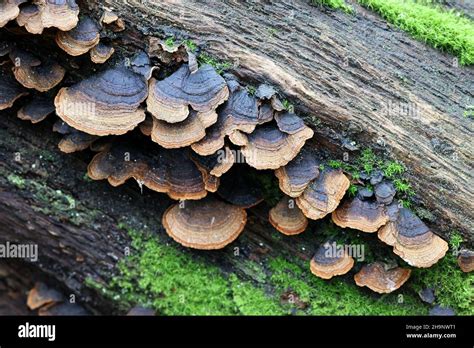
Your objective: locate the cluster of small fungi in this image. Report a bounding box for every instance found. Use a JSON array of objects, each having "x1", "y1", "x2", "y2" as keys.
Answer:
[{"x1": 1, "y1": 0, "x2": 470, "y2": 296}]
